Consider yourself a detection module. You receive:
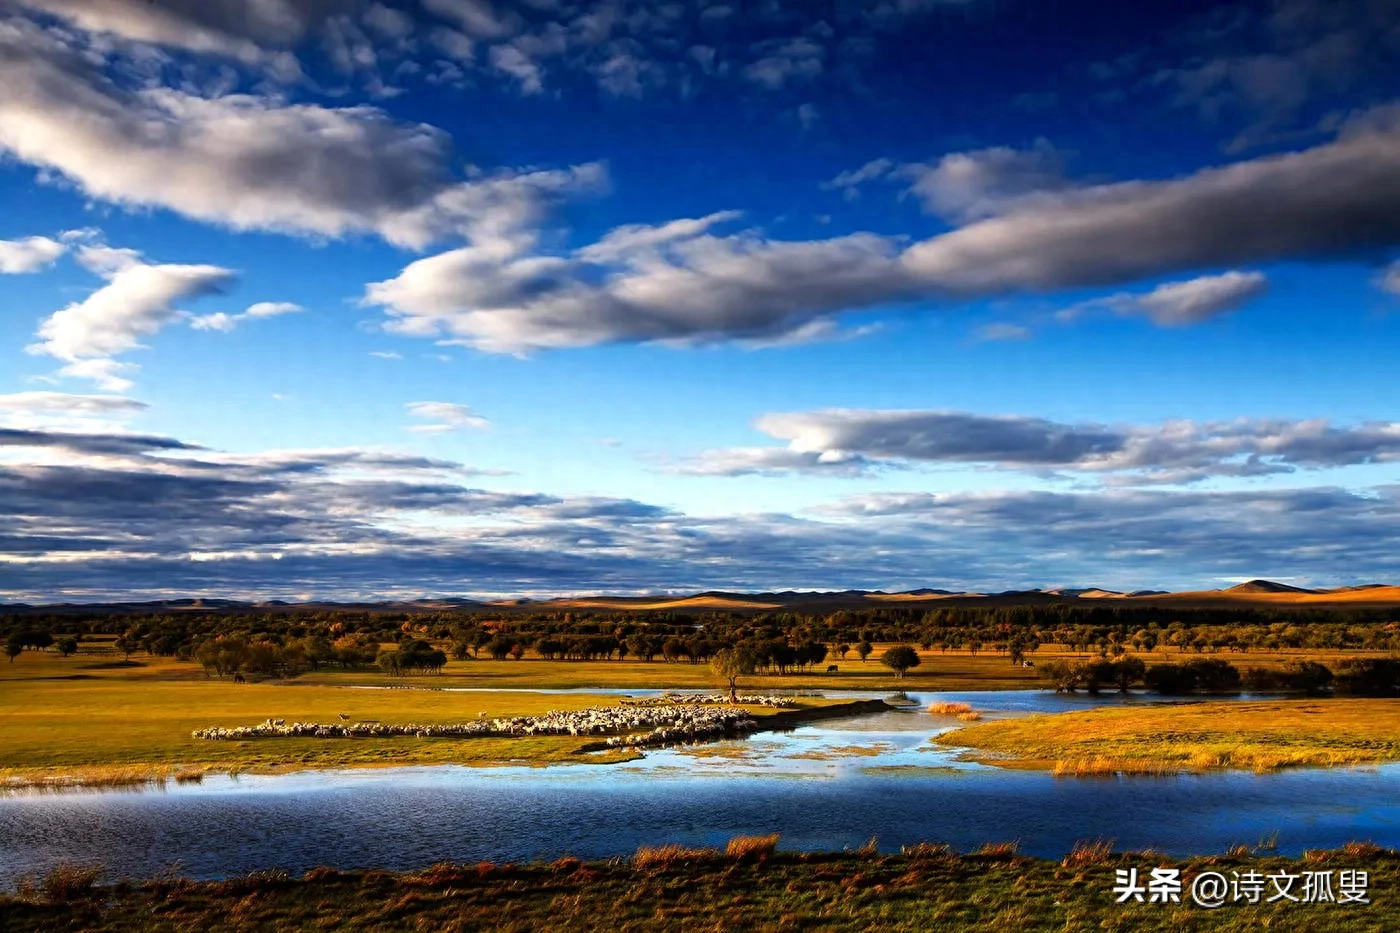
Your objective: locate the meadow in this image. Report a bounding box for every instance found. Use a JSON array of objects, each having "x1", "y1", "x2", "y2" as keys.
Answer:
[
  {"x1": 938, "y1": 698, "x2": 1400, "y2": 774},
  {"x1": 4, "y1": 639, "x2": 1398, "y2": 786},
  {"x1": 2, "y1": 842, "x2": 1396, "y2": 932}
]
